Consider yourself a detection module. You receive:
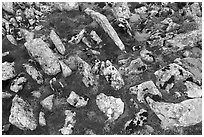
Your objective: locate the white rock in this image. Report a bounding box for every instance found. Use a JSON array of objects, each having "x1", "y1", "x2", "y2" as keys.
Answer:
[
  {"x1": 10, "y1": 76, "x2": 27, "y2": 93},
  {"x1": 67, "y1": 91, "x2": 89, "y2": 108},
  {"x1": 59, "y1": 60, "x2": 72, "y2": 77},
  {"x1": 32, "y1": 90, "x2": 41, "y2": 98},
  {"x1": 2, "y1": 2, "x2": 14, "y2": 13},
  {"x1": 82, "y1": 37, "x2": 92, "y2": 48},
  {"x1": 2, "y1": 62, "x2": 16, "y2": 81},
  {"x1": 9, "y1": 95, "x2": 37, "y2": 130},
  {"x1": 53, "y1": 2, "x2": 78, "y2": 11},
  {"x1": 24, "y1": 38, "x2": 61, "y2": 75},
  {"x1": 40, "y1": 94, "x2": 54, "y2": 111},
  {"x1": 184, "y1": 81, "x2": 202, "y2": 98},
  {"x1": 50, "y1": 30, "x2": 66, "y2": 55},
  {"x1": 68, "y1": 29, "x2": 86, "y2": 44},
  {"x1": 39, "y1": 111, "x2": 46, "y2": 126},
  {"x1": 101, "y1": 60, "x2": 124, "y2": 90},
  {"x1": 90, "y1": 30, "x2": 102, "y2": 44},
  {"x1": 146, "y1": 97, "x2": 202, "y2": 130},
  {"x1": 112, "y1": 2, "x2": 130, "y2": 19},
  {"x1": 23, "y1": 63, "x2": 43, "y2": 84},
  {"x1": 129, "y1": 81, "x2": 162, "y2": 103},
  {"x1": 20, "y1": 29, "x2": 34, "y2": 42},
  {"x1": 154, "y1": 63, "x2": 193, "y2": 92},
  {"x1": 140, "y1": 49, "x2": 154, "y2": 62},
  {"x1": 2, "y1": 92, "x2": 13, "y2": 99},
  {"x1": 59, "y1": 110, "x2": 76, "y2": 135},
  {"x1": 6, "y1": 35, "x2": 17, "y2": 46},
  {"x1": 96, "y1": 93, "x2": 124, "y2": 121},
  {"x1": 2, "y1": 51, "x2": 10, "y2": 57},
  {"x1": 85, "y1": 8, "x2": 126, "y2": 52}
]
